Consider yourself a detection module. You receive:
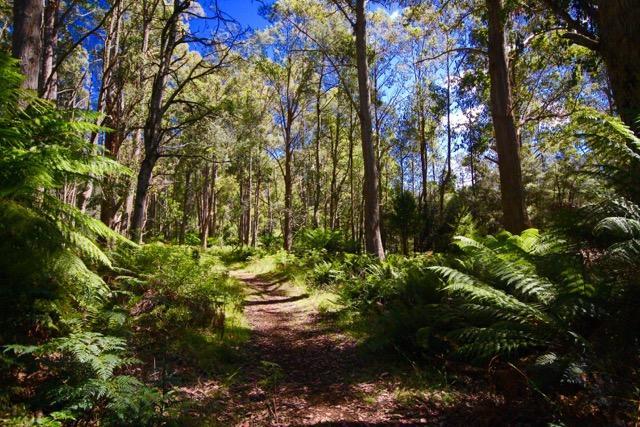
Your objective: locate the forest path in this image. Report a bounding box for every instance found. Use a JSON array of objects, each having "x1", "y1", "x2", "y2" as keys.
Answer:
[{"x1": 220, "y1": 270, "x2": 430, "y2": 426}]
